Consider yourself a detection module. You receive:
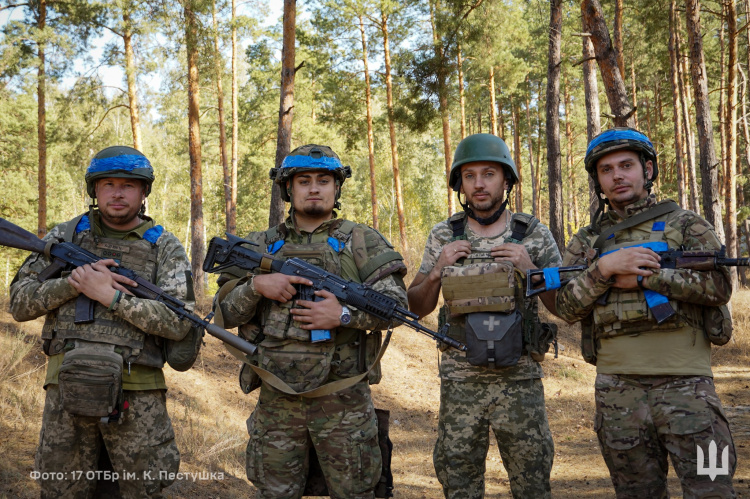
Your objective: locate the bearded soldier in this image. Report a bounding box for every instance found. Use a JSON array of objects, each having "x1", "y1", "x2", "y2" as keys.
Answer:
[
  {"x1": 408, "y1": 133, "x2": 560, "y2": 499},
  {"x1": 10, "y1": 146, "x2": 198, "y2": 498},
  {"x1": 213, "y1": 144, "x2": 407, "y2": 499},
  {"x1": 555, "y1": 128, "x2": 736, "y2": 498}
]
